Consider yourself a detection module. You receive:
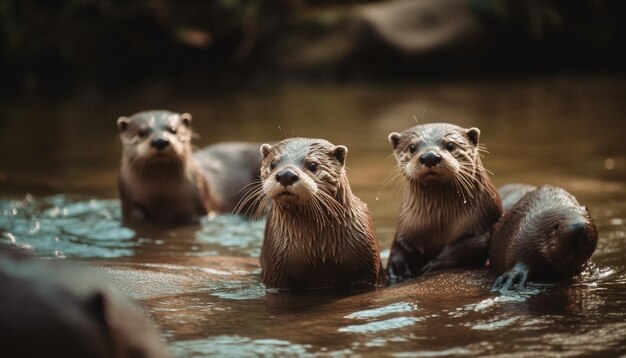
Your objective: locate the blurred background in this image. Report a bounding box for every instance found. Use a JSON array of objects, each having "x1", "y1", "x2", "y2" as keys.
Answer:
[
  {"x1": 0, "y1": 0, "x2": 625, "y2": 200},
  {"x1": 1, "y1": 0, "x2": 625, "y2": 93}
]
